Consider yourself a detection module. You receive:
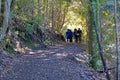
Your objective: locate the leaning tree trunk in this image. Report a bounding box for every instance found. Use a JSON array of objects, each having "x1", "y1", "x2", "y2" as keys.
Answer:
[
  {"x1": 113, "y1": 0, "x2": 120, "y2": 80},
  {"x1": 0, "y1": 0, "x2": 11, "y2": 40}
]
